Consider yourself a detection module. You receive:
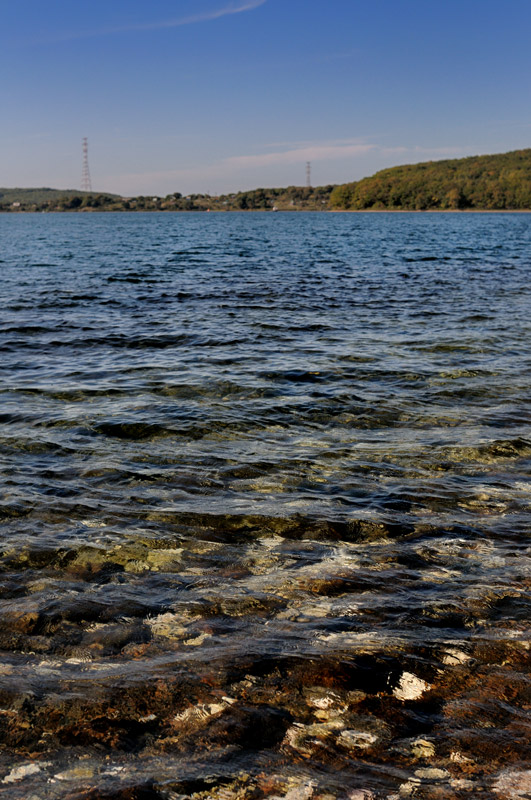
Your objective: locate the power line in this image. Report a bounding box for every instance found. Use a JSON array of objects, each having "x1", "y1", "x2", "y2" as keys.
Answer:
[{"x1": 81, "y1": 137, "x2": 92, "y2": 192}]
